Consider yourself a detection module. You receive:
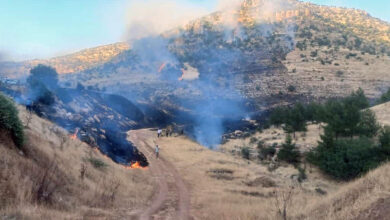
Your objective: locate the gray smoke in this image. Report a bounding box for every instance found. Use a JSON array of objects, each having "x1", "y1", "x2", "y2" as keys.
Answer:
[{"x1": 122, "y1": 0, "x2": 297, "y2": 148}]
